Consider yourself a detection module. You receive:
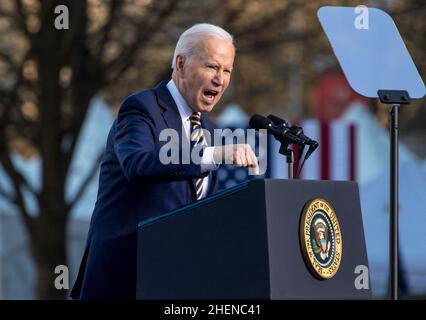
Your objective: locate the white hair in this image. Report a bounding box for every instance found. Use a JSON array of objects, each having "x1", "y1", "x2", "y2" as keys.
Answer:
[{"x1": 171, "y1": 23, "x2": 234, "y2": 69}]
